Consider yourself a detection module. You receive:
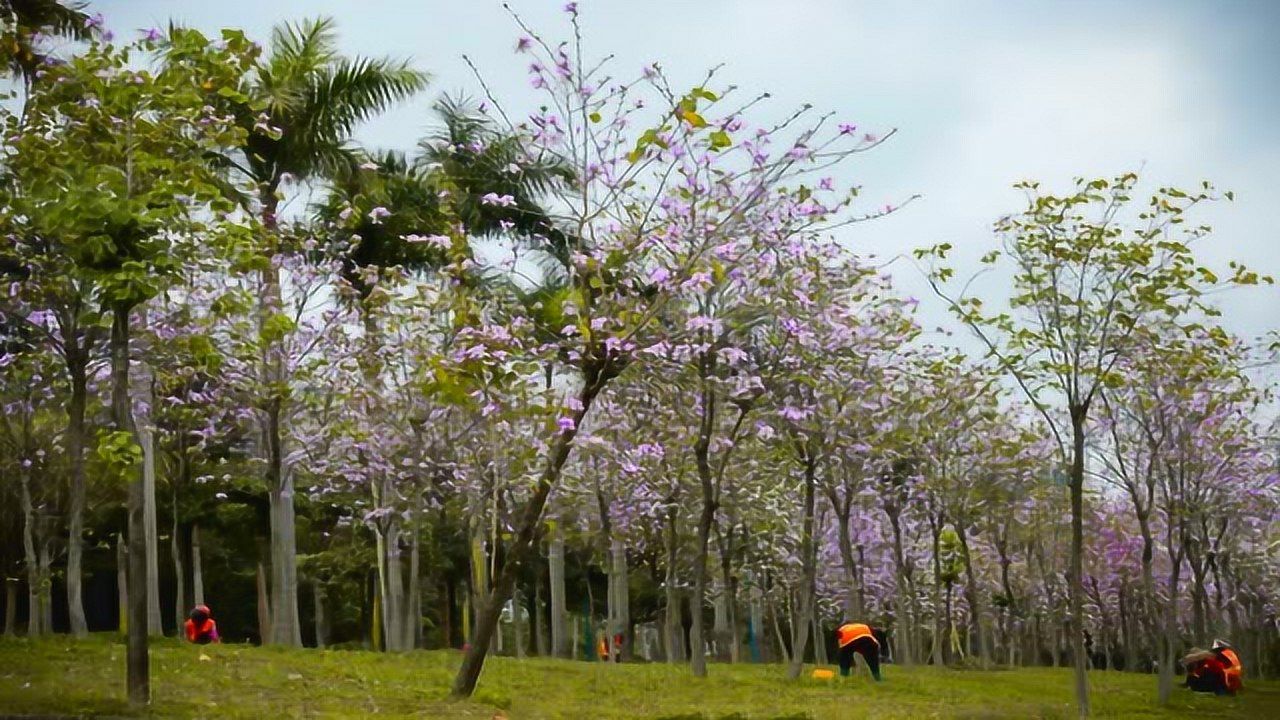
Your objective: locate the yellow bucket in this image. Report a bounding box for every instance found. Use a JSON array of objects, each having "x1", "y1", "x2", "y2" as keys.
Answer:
[{"x1": 812, "y1": 668, "x2": 835, "y2": 680}]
